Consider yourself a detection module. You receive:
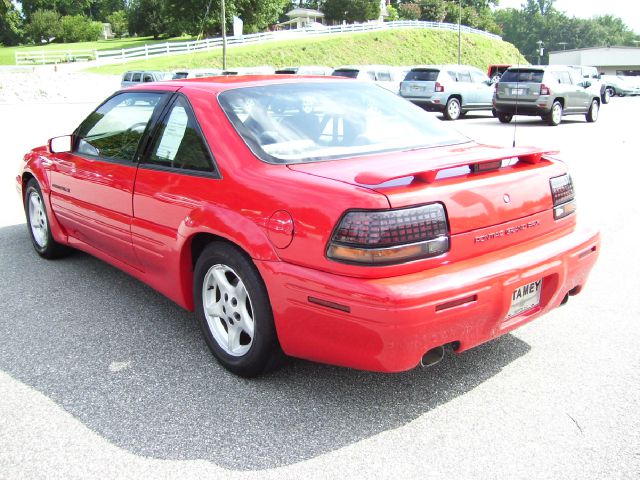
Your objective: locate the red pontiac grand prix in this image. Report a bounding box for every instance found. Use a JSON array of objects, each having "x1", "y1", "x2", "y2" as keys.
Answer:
[{"x1": 17, "y1": 76, "x2": 600, "y2": 376}]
